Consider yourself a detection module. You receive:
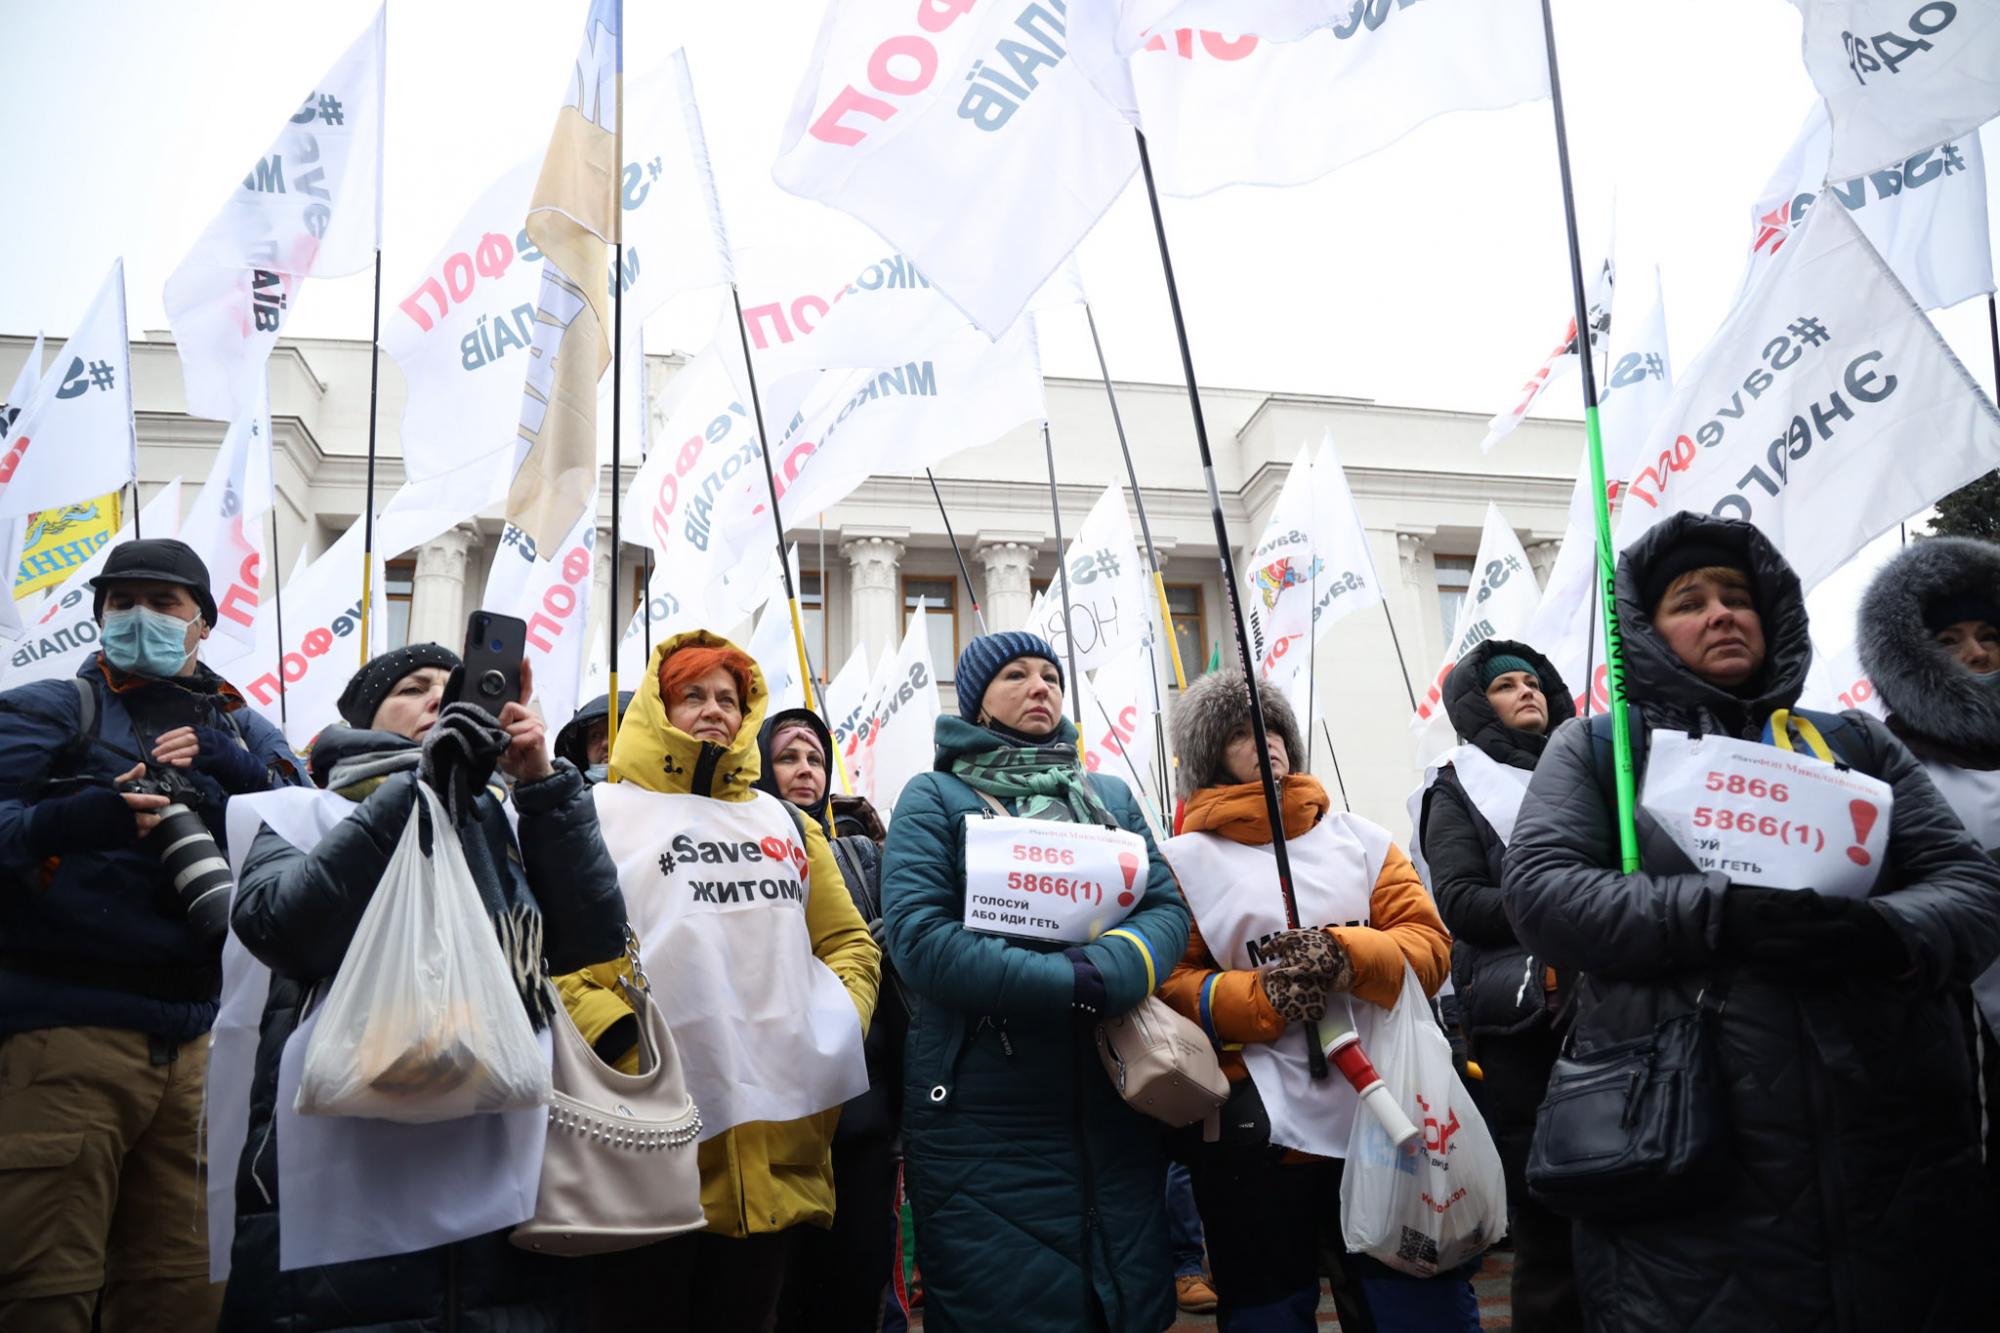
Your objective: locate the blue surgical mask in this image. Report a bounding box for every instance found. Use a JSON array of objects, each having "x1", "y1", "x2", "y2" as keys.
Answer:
[
  {"x1": 584, "y1": 763, "x2": 610, "y2": 785},
  {"x1": 100, "y1": 606, "x2": 196, "y2": 678}
]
